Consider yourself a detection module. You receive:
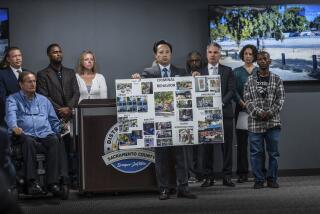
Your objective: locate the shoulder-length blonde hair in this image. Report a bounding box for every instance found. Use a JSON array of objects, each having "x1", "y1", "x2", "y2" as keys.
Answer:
[{"x1": 77, "y1": 50, "x2": 97, "y2": 74}]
